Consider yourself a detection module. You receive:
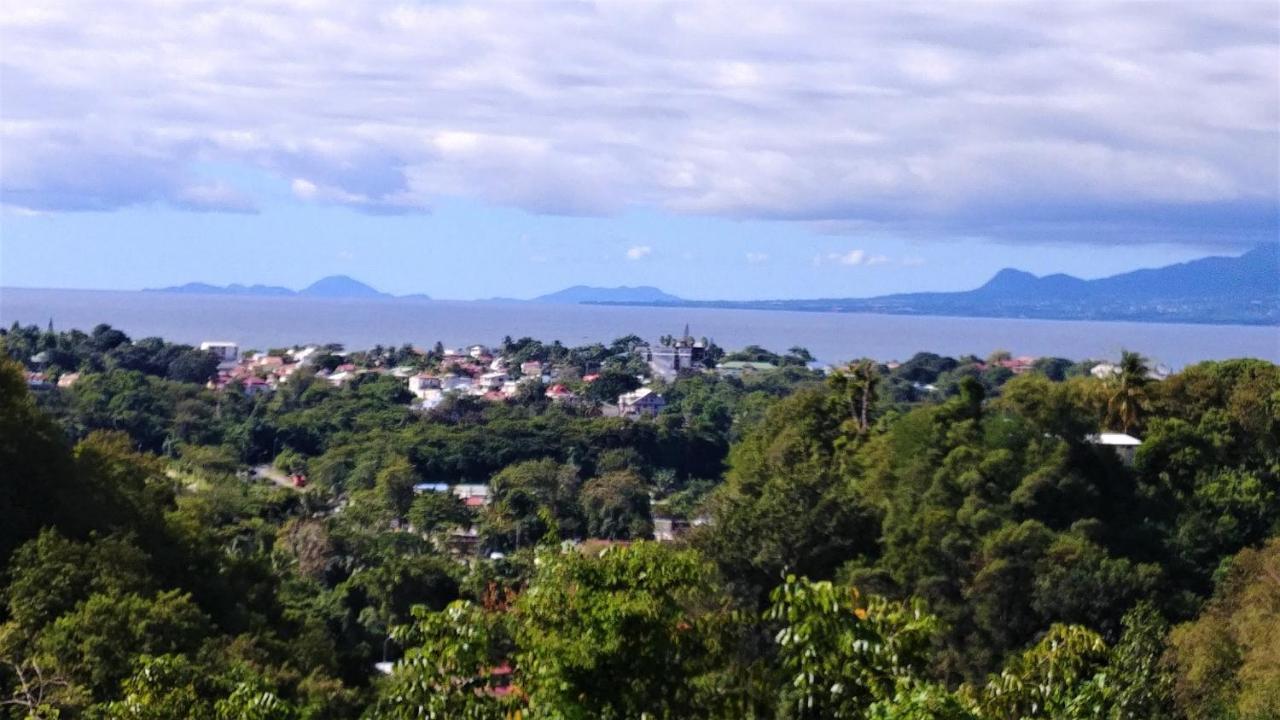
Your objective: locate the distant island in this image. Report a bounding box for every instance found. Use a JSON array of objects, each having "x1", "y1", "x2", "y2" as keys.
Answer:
[
  {"x1": 149, "y1": 275, "x2": 411, "y2": 300},
  {"x1": 144, "y1": 246, "x2": 1277, "y2": 325},
  {"x1": 592, "y1": 245, "x2": 1280, "y2": 326},
  {"x1": 534, "y1": 285, "x2": 683, "y2": 304}
]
